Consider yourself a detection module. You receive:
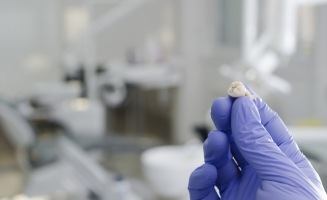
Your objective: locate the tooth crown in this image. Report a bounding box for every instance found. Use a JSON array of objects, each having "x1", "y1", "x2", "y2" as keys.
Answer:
[{"x1": 227, "y1": 81, "x2": 252, "y2": 98}]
